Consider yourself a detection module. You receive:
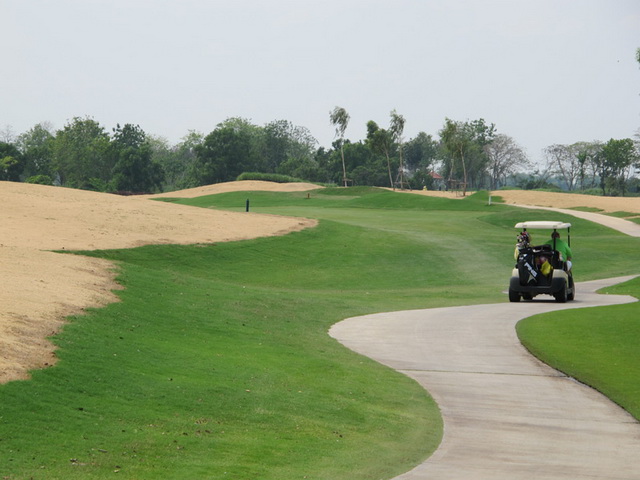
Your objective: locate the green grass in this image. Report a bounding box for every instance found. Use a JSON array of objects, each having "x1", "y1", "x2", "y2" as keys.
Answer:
[
  {"x1": 606, "y1": 210, "x2": 639, "y2": 218},
  {"x1": 1, "y1": 187, "x2": 639, "y2": 479},
  {"x1": 569, "y1": 206, "x2": 604, "y2": 212},
  {"x1": 517, "y1": 276, "x2": 640, "y2": 419},
  {"x1": 1, "y1": 226, "x2": 444, "y2": 480}
]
